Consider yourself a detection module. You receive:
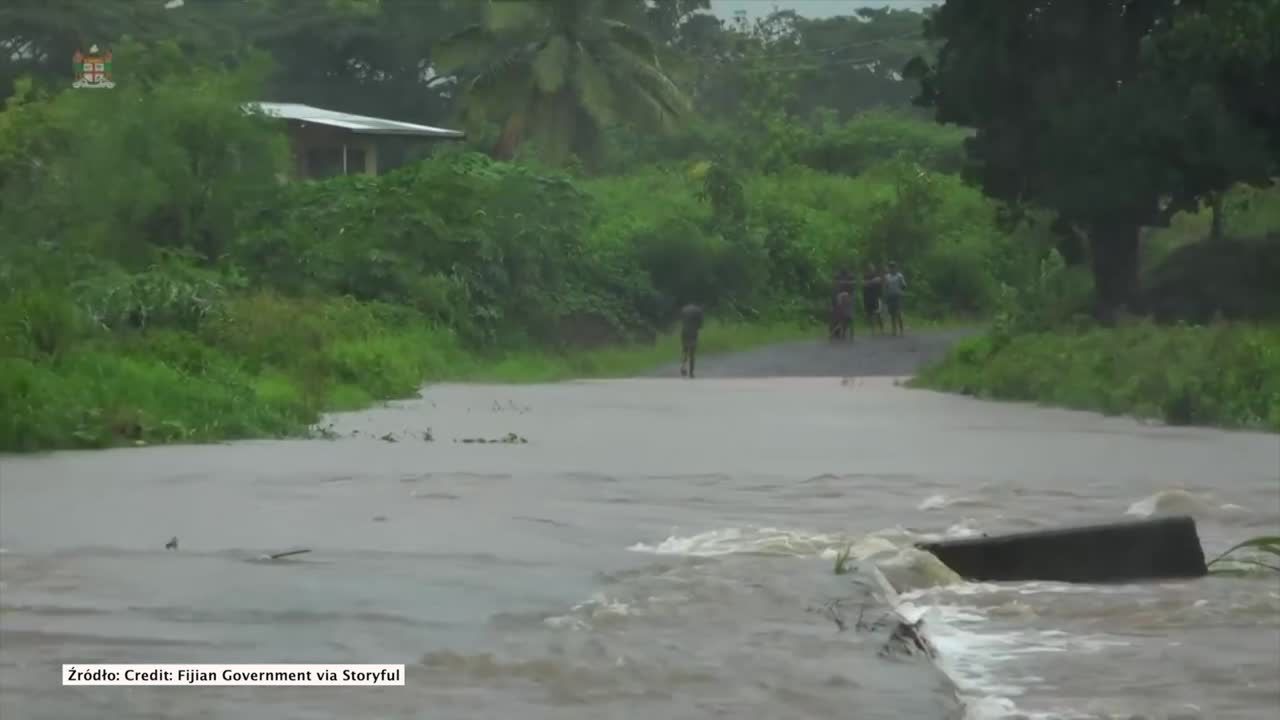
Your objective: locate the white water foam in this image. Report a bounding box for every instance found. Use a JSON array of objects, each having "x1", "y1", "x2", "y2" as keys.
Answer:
[
  {"x1": 627, "y1": 525, "x2": 1143, "y2": 720},
  {"x1": 1124, "y1": 488, "x2": 1242, "y2": 519},
  {"x1": 919, "y1": 494, "x2": 952, "y2": 511},
  {"x1": 916, "y1": 494, "x2": 991, "y2": 512},
  {"x1": 900, "y1": 584, "x2": 1143, "y2": 720},
  {"x1": 544, "y1": 592, "x2": 638, "y2": 631},
  {"x1": 627, "y1": 526, "x2": 847, "y2": 557}
]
